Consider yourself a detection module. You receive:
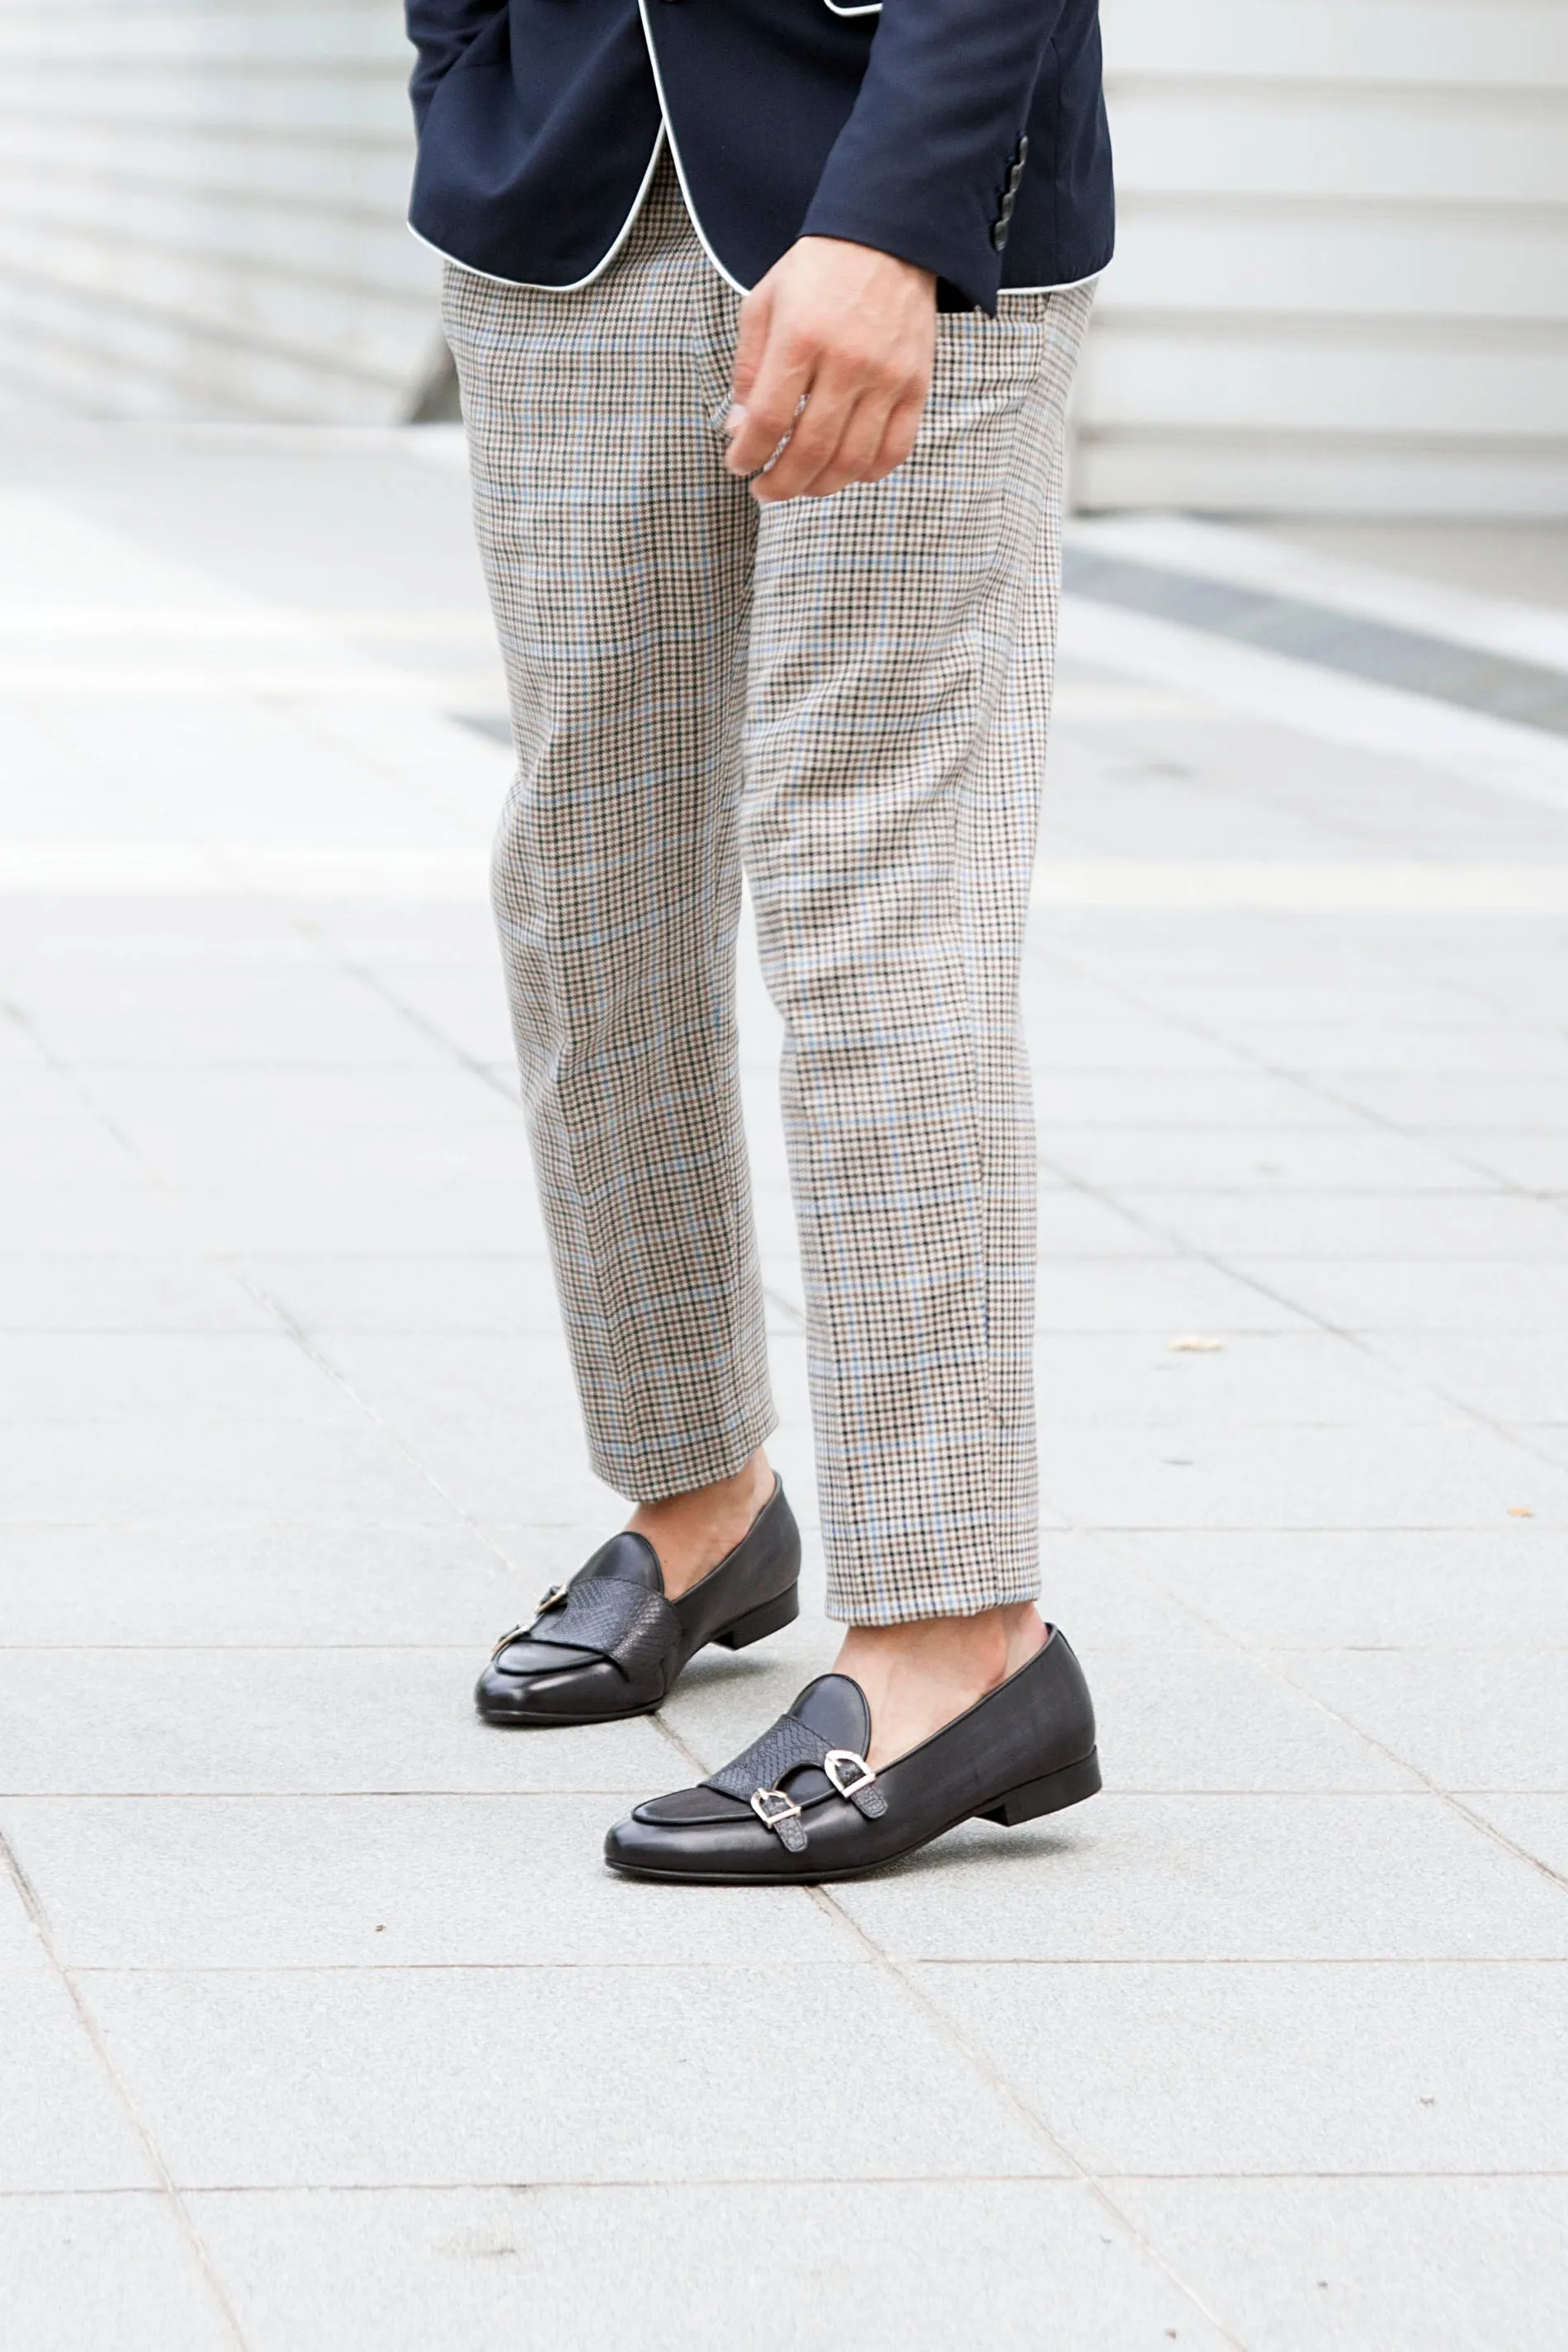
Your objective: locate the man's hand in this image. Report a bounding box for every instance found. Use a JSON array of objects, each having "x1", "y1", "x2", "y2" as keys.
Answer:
[{"x1": 725, "y1": 237, "x2": 937, "y2": 503}]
